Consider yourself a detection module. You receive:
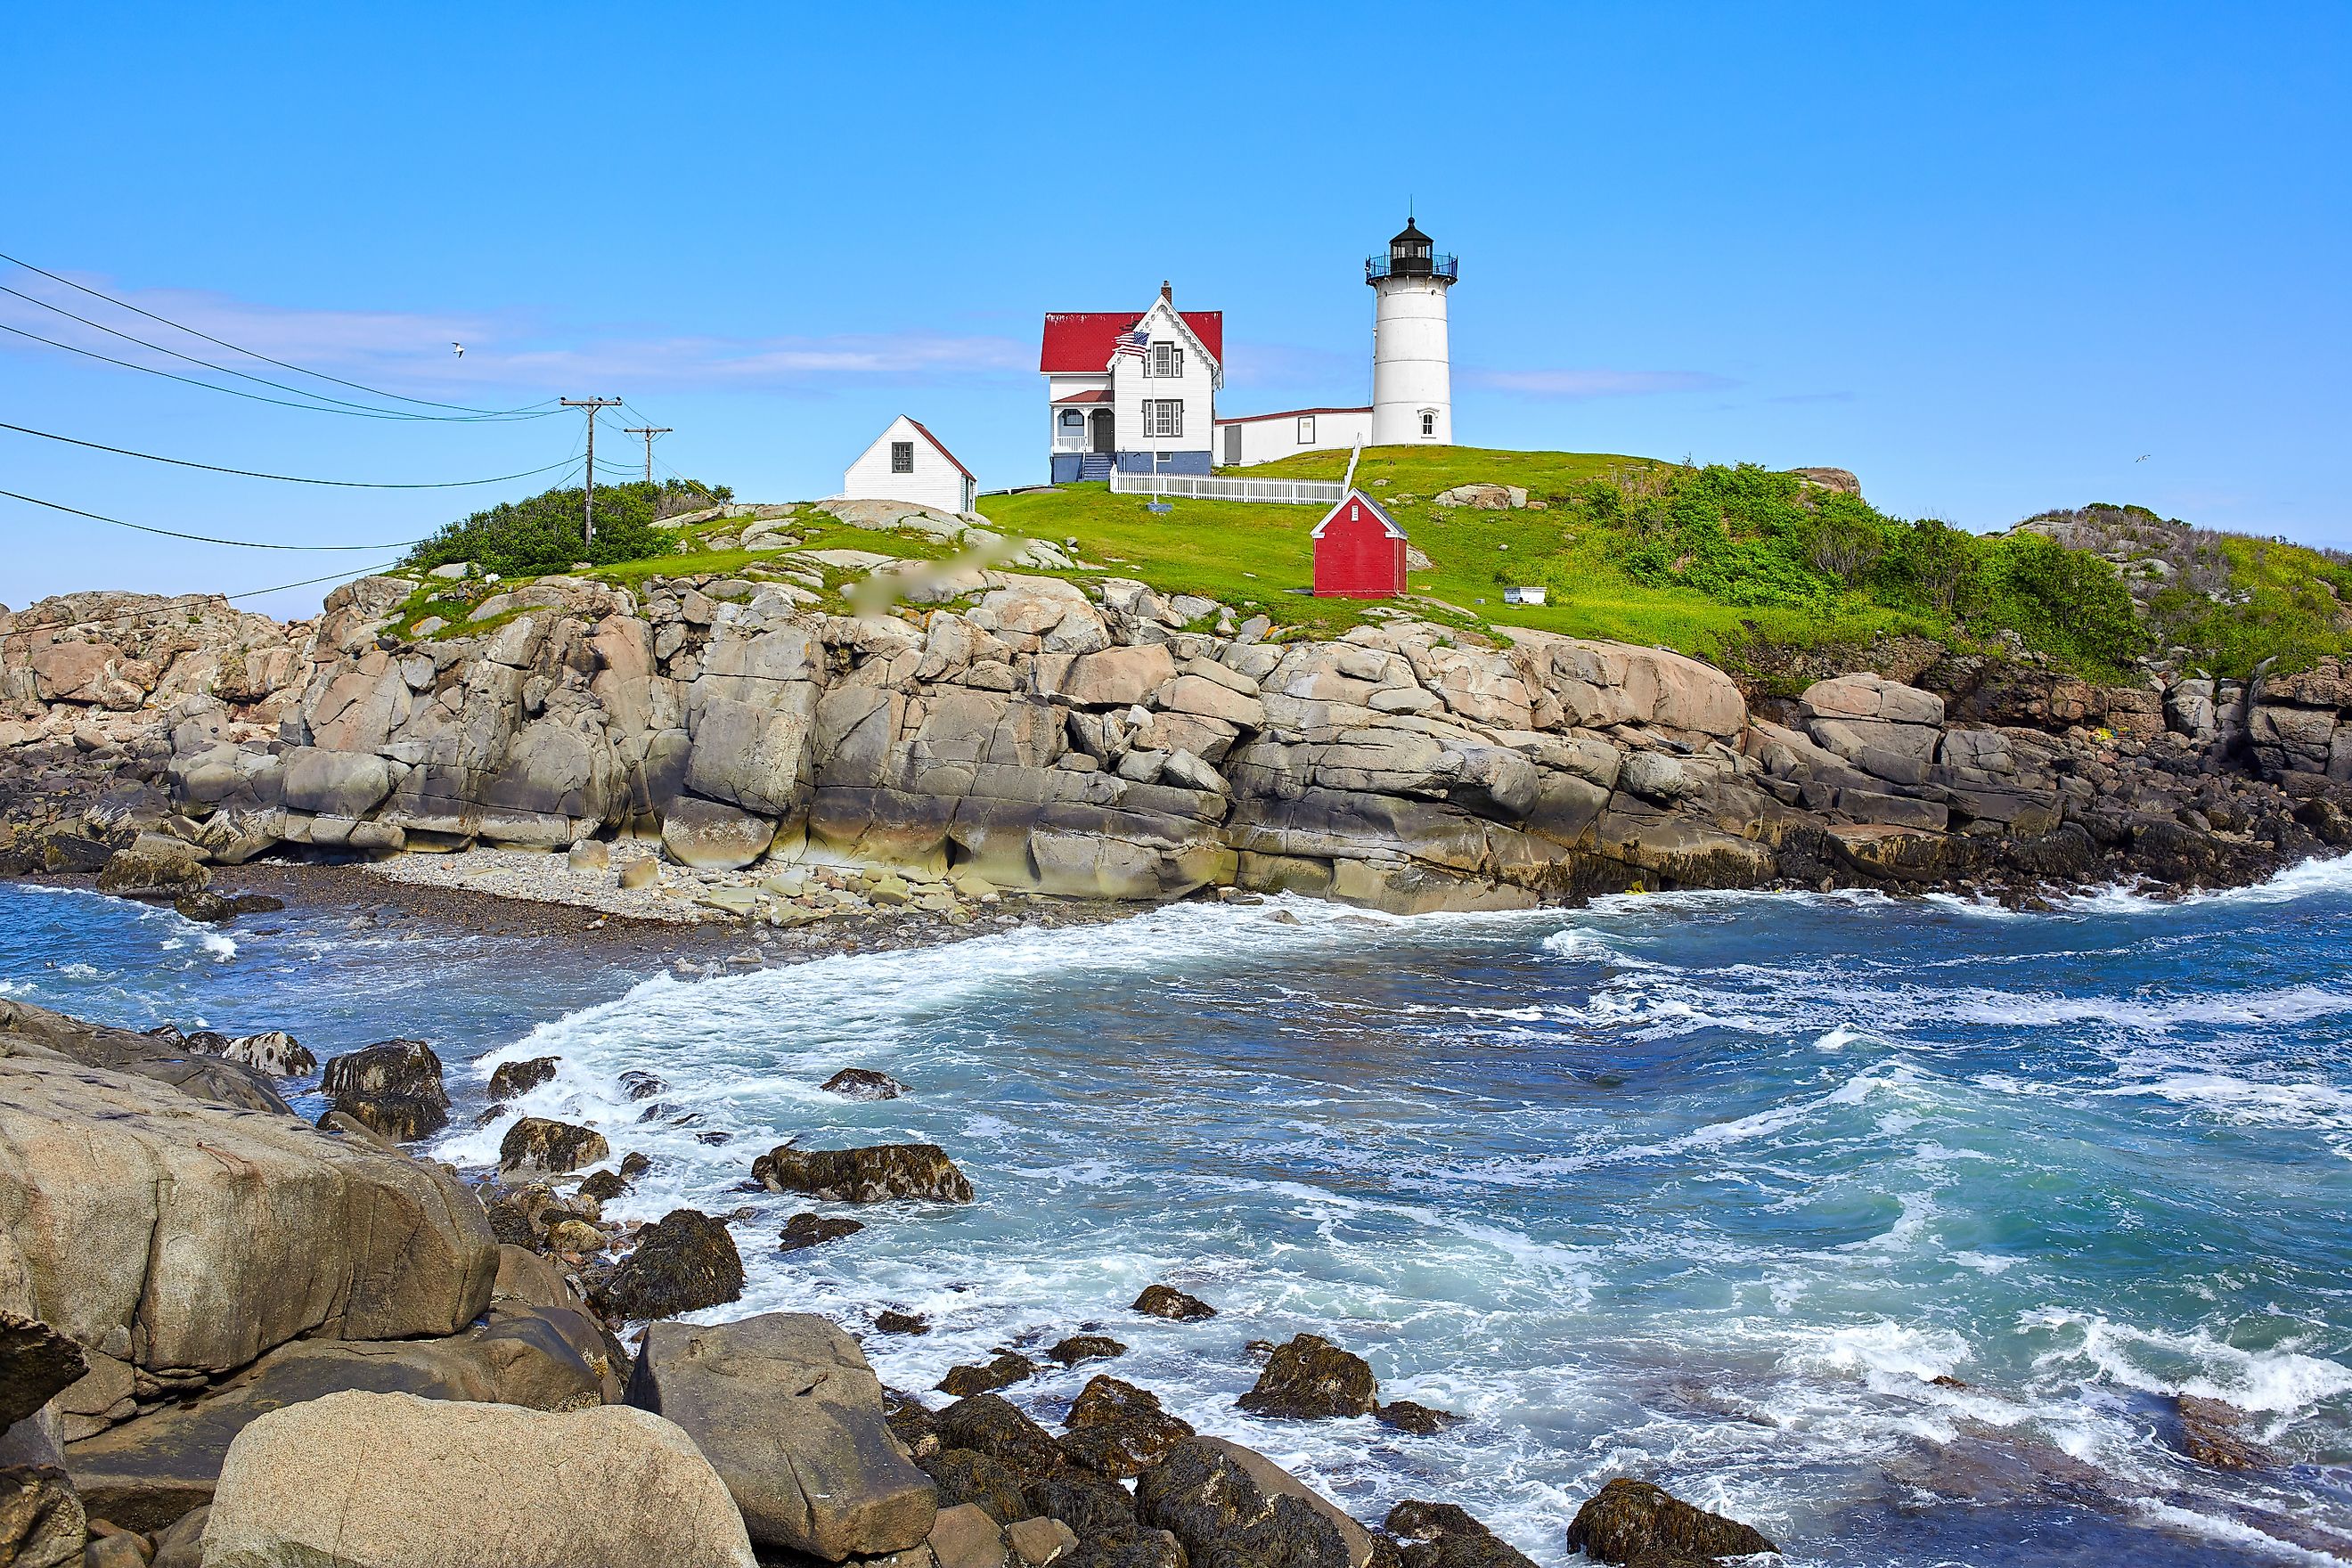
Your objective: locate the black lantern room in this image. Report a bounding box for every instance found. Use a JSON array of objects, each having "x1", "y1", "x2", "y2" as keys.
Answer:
[{"x1": 1366, "y1": 216, "x2": 1458, "y2": 285}]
